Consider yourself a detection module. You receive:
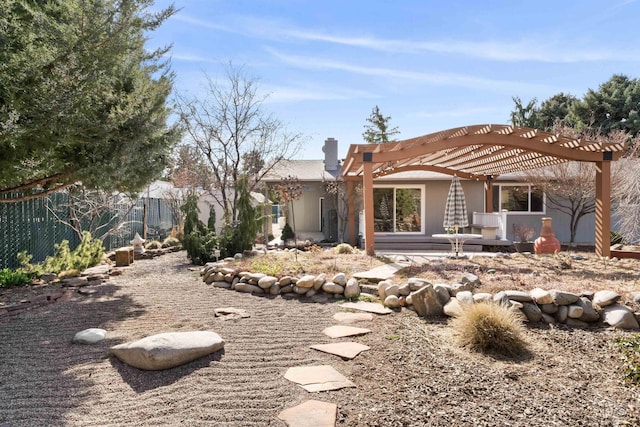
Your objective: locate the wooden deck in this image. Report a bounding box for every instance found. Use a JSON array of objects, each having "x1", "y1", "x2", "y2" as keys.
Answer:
[{"x1": 372, "y1": 234, "x2": 513, "y2": 252}]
